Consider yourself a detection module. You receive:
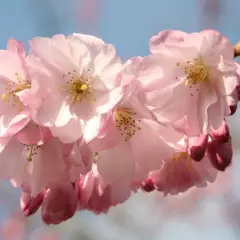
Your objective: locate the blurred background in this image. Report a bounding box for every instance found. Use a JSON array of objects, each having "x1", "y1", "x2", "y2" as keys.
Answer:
[{"x1": 0, "y1": 0, "x2": 240, "y2": 239}]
